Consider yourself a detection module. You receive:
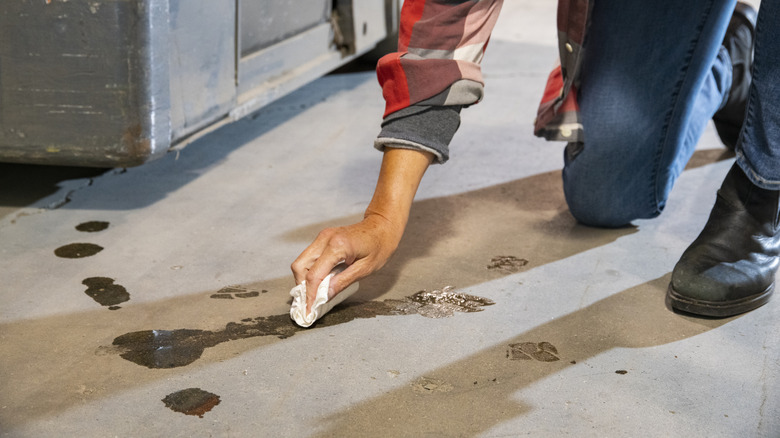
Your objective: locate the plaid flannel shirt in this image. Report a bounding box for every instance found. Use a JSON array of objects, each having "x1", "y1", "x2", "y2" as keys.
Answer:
[{"x1": 375, "y1": 0, "x2": 591, "y2": 162}]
